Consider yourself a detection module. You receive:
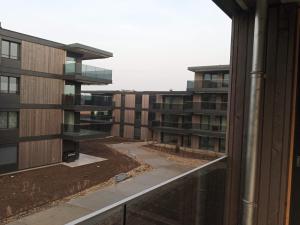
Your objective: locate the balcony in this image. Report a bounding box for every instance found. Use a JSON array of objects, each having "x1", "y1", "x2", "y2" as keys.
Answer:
[
  {"x1": 64, "y1": 63, "x2": 112, "y2": 84},
  {"x1": 62, "y1": 94, "x2": 114, "y2": 111},
  {"x1": 151, "y1": 101, "x2": 227, "y2": 115},
  {"x1": 65, "y1": 156, "x2": 227, "y2": 225},
  {"x1": 194, "y1": 80, "x2": 229, "y2": 93},
  {"x1": 80, "y1": 115, "x2": 114, "y2": 124},
  {"x1": 151, "y1": 120, "x2": 226, "y2": 137},
  {"x1": 62, "y1": 123, "x2": 111, "y2": 141}
]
